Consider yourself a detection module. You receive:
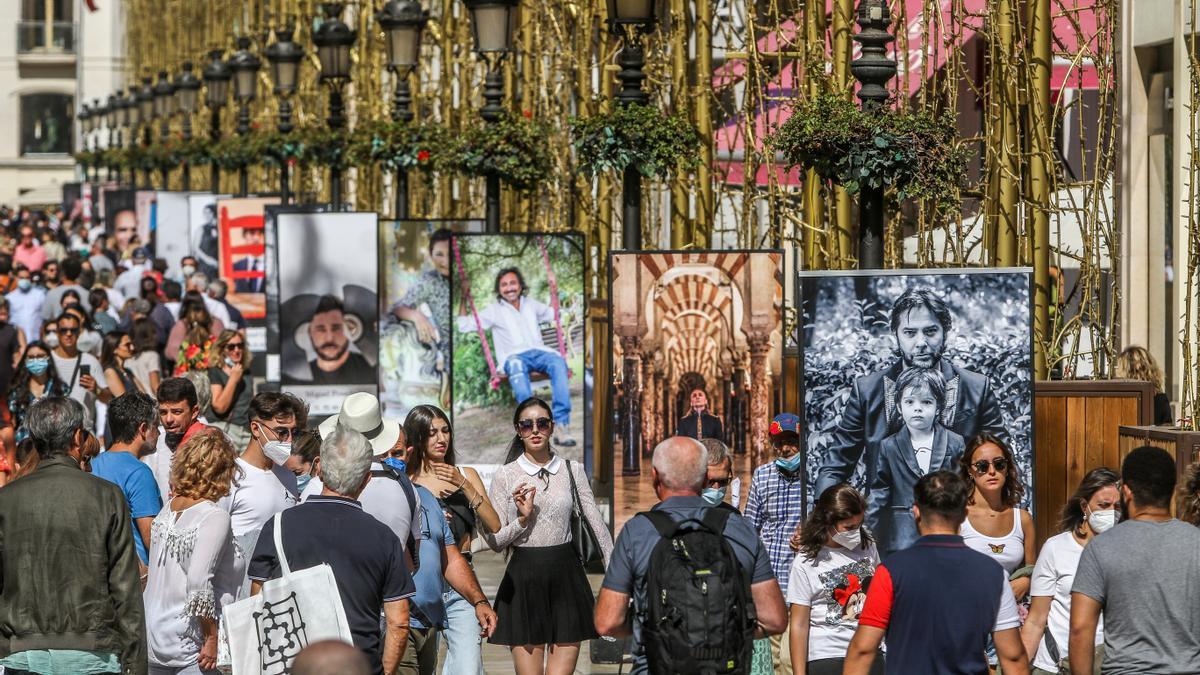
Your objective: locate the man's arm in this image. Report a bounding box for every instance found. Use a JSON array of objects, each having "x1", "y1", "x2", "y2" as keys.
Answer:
[
  {"x1": 1069, "y1": 593, "x2": 1102, "y2": 675},
  {"x1": 594, "y1": 587, "x2": 632, "y2": 638},
  {"x1": 842, "y1": 625, "x2": 886, "y2": 675},
  {"x1": 442, "y1": 544, "x2": 497, "y2": 637},
  {"x1": 813, "y1": 377, "x2": 870, "y2": 496},
  {"x1": 382, "y1": 598, "x2": 410, "y2": 675},
  {"x1": 994, "y1": 626, "x2": 1030, "y2": 675},
  {"x1": 750, "y1": 579, "x2": 787, "y2": 637}
]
